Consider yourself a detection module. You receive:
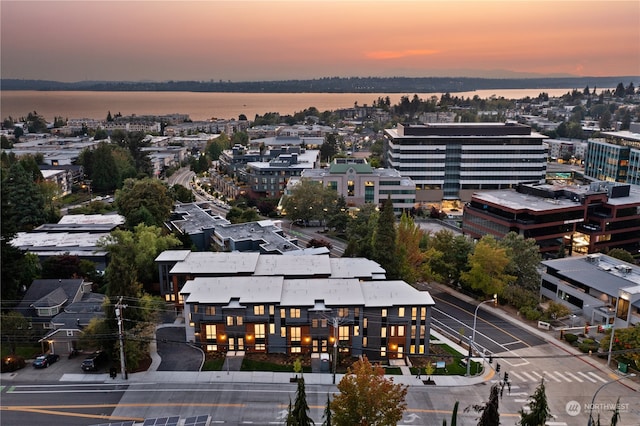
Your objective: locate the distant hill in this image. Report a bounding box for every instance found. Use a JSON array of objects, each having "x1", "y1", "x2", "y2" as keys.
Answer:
[{"x1": 2, "y1": 76, "x2": 638, "y2": 93}]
